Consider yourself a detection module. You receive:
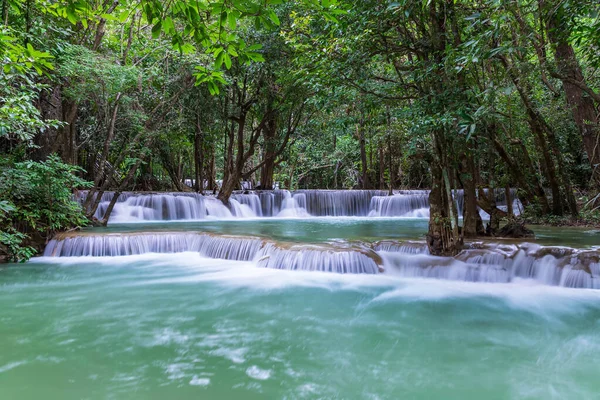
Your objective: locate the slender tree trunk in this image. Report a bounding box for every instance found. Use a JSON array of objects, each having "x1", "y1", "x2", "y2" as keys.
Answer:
[
  {"x1": 461, "y1": 151, "x2": 481, "y2": 237},
  {"x1": 122, "y1": 12, "x2": 136, "y2": 64},
  {"x1": 388, "y1": 132, "x2": 393, "y2": 194},
  {"x1": 100, "y1": 156, "x2": 146, "y2": 225},
  {"x1": 218, "y1": 109, "x2": 246, "y2": 204},
  {"x1": 379, "y1": 145, "x2": 385, "y2": 190},
  {"x1": 209, "y1": 144, "x2": 215, "y2": 191},
  {"x1": 2, "y1": 0, "x2": 8, "y2": 25},
  {"x1": 505, "y1": 184, "x2": 513, "y2": 217},
  {"x1": 83, "y1": 92, "x2": 122, "y2": 211},
  {"x1": 501, "y1": 54, "x2": 566, "y2": 214},
  {"x1": 194, "y1": 113, "x2": 204, "y2": 193},
  {"x1": 358, "y1": 117, "x2": 369, "y2": 189},
  {"x1": 260, "y1": 112, "x2": 277, "y2": 190}
]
